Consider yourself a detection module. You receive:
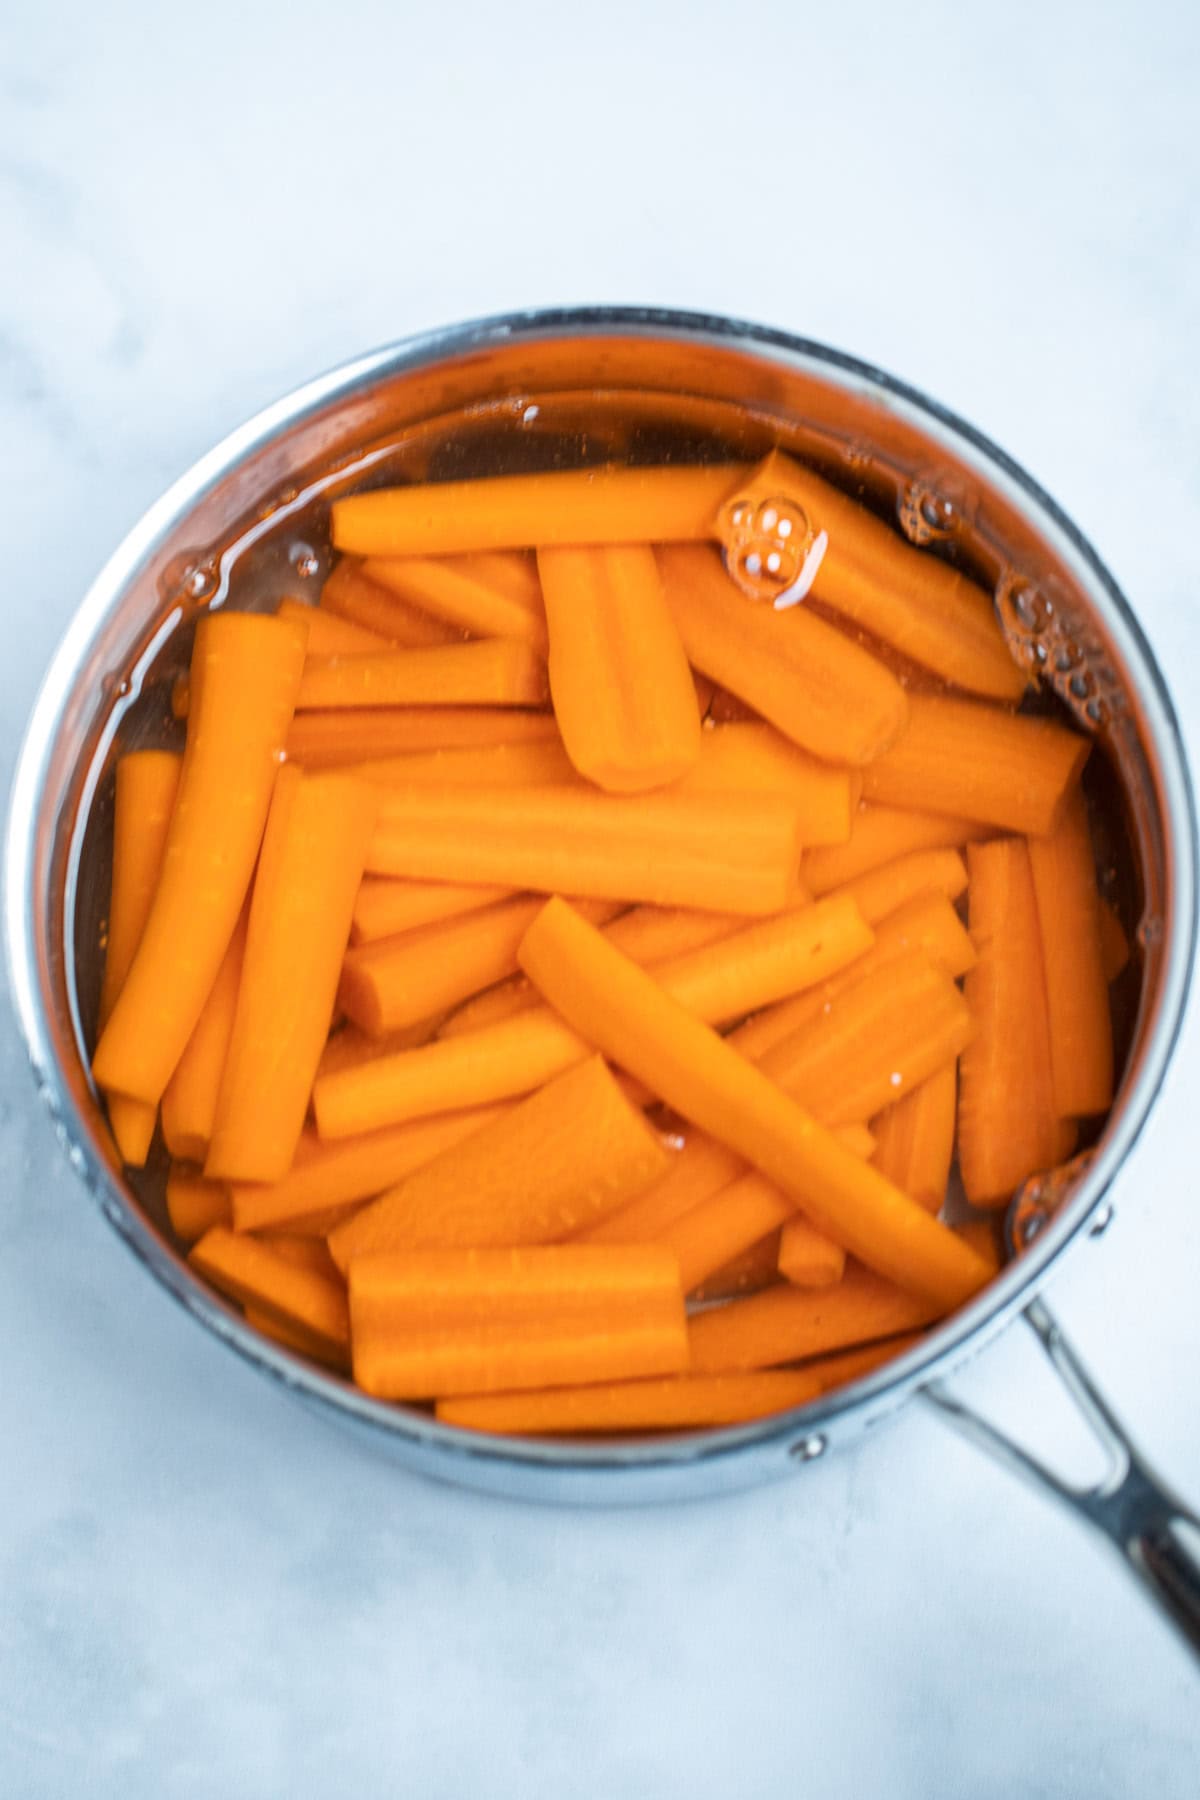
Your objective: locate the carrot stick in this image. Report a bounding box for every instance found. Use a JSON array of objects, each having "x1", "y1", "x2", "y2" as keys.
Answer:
[
  {"x1": 1027, "y1": 790, "x2": 1115, "y2": 1116},
  {"x1": 688, "y1": 1262, "x2": 944, "y2": 1374},
  {"x1": 331, "y1": 464, "x2": 749, "y2": 558},
  {"x1": 835, "y1": 847, "x2": 968, "y2": 924},
  {"x1": 352, "y1": 740, "x2": 574, "y2": 789},
  {"x1": 518, "y1": 899, "x2": 991, "y2": 1309},
  {"x1": 229, "y1": 1106, "x2": 506, "y2": 1234},
  {"x1": 363, "y1": 554, "x2": 548, "y2": 652},
  {"x1": 317, "y1": 1017, "x2": 447, "y2": 1080},
  {"x1": 296, "y1": 639, "x2": 549, "y2": 712},
  {"x1": 205, "y1": 768, "x2": 378, "y2": 1183},
  {"x1": 321, "y1": 558, "x2": 463, "y2": 647},
  {"x1": 165, "y1": 1167, "x2": 232, "y2": 1243},
  {"x1": 805, "y1": 803, "x2": 985, "y2": 894},
  {"x1": 692, "y1": 1232, "x2": 784, "y2": 1302},
  {"x1": 313, "y1": 893, "x2": 872, "y2": 1137},
  {"x1": 277, "y1": 596, "x2": 389, "y2": 656},
  {"x1": 684, "y1": 723, "x2": 857, "y2": 846},
  {"x1": 366, "y1": 785, "x2": 807, "y2": 913},
  {"x1": 538, "y1": 544, "x2": 702, "y2": 793},
  {"x1": 92, "y1": 612, "x2": 308, "y2": 1106},
  {"x1": 161, "y1": 908, "x2": 248, "y2": 1163},
  {"x1": 777, "y1": 1214, "x2": 847, "y2": 1288},
  {"x1": 958, "y1": 839, "x2": 1069, "y2": 1206},
  {"x1": 190, "y1": 1227, "x2": 350, "y2": 1359},
  {"x1": 955, "y1": 1218, "x2": 1004, "y2": 1278},
  {"x1": 349, "y1": 1243, "x2": 689, "y2": 1399},
  {"x1": 328, "y1": 1058, "x2": 670, "y2": 1269},
  {"x1": 659, "y1": 1170, "x2": 795, "y2": 1295},
  {"x1": 1100, "y1": 899, "x2": 1131, "y2": 984},
  {"x1": 286, "y1": 706, "x2": 558, "y2": 770},
  {"x1": 339, "y1": 894, "x2": 548, "y2": 1036},
  {"x1": 352, "y1": 875, "x2": 516, "y2": 944},
  {"x1": 871, "y1": 1063, "x2": 958, "y2": 1214},
  {"x1": 579, "y1": 1131, "x2": 746, "y2": 1245},
  {"x1": 438, "y1": 1367, "x2": 828, "y2": 1434},
  {"x1": 242, "y1": 1304, "x2": 351, "y2": 1372},
  {"x1": 728, "y1": 452, "x2": 1026, "y2": 701},
  {"x1": 255, "y1": 1233, "x2": 344, "y2": 1278},
  {"x1": 861, "y1": 695, "x2": 1090, "y2": 836},
  {"x1": 657, "y1": 543, "x2": 909, "y2": 766},
  {"x1": 99, "y1": 751, "x2": 182, "y2": 1164}
]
